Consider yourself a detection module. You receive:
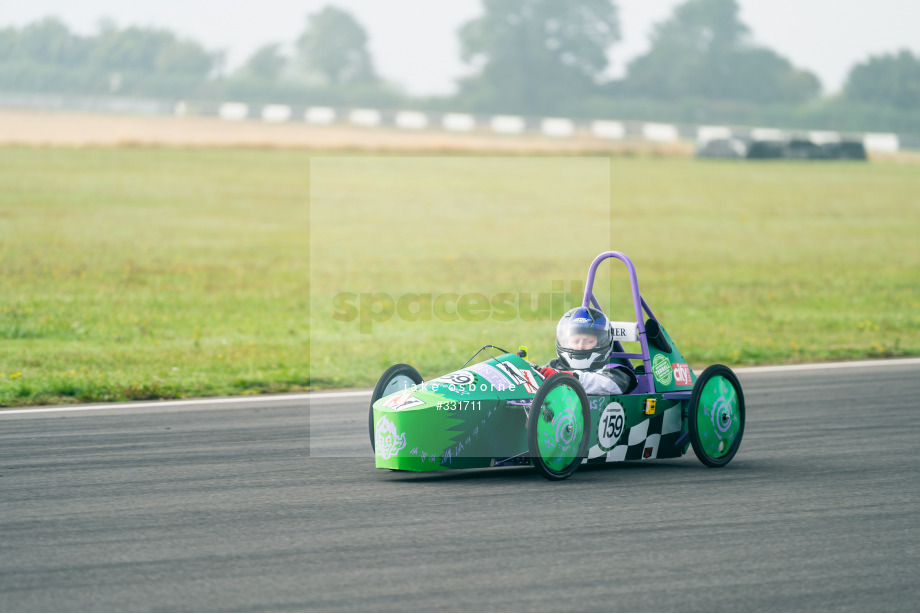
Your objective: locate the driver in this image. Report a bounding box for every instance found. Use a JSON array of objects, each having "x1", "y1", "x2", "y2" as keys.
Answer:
[{"x1": 537, "y1": 306, "x2": 637, "y2": 396}]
